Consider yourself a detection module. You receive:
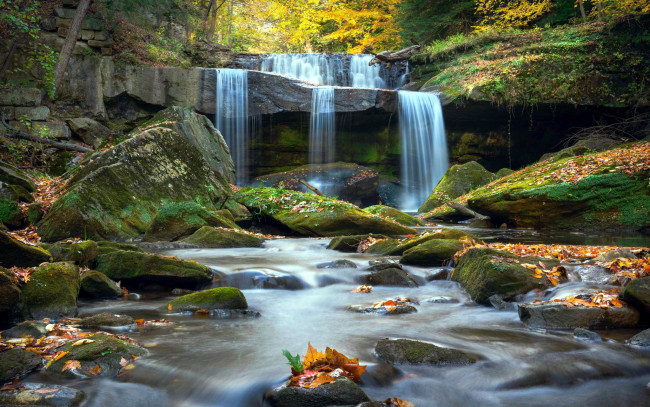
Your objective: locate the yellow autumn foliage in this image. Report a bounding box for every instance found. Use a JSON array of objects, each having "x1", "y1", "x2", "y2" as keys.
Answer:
[{"x1": 474, "y1": 0, "x2": 553, "y2": 30}]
